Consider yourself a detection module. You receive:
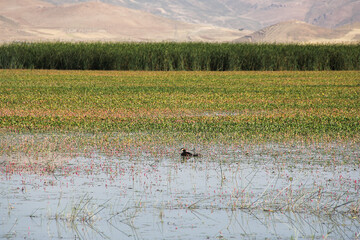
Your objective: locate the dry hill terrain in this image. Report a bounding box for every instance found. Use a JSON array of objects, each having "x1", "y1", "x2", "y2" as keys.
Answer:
[
  {"x1": 235, "y1": 20, "x2": 360, "y2": 43},
  {"x1": 0, "y1": 0, "x2": 359, "y2": 43},
  {"x1": 45, "y1": 0, "x2": 360, "y2": 31},
  {"x1": 0, "y1": 0, "x2": 248, "y2": 42}
]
